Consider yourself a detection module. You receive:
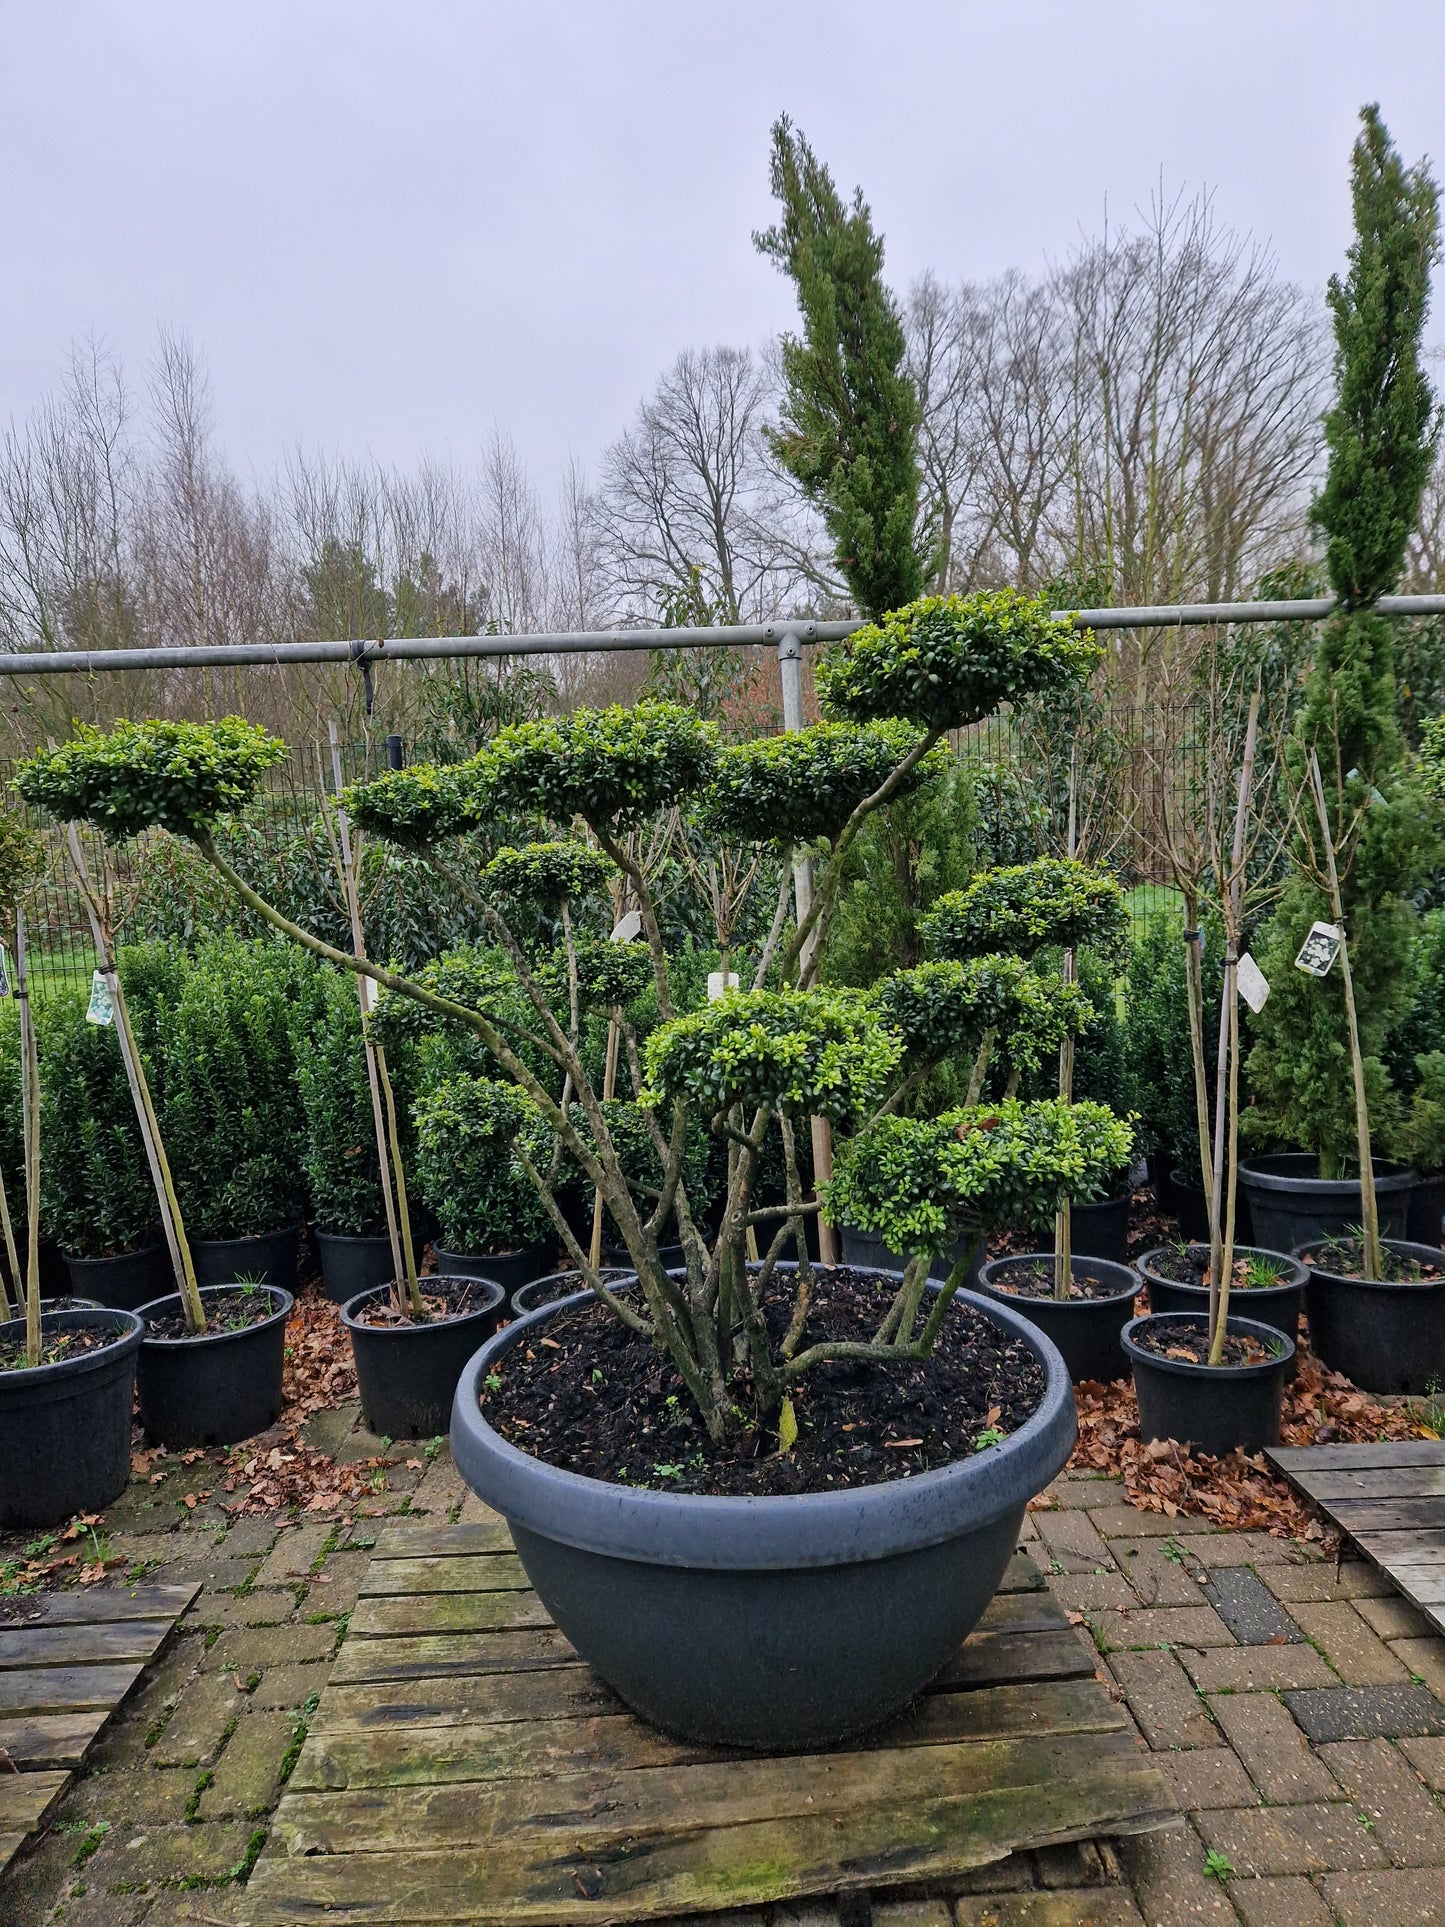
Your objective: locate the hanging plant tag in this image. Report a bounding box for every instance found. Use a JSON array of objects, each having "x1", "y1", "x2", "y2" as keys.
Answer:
[
  {"x1": 609, "y1": 910, "x2": 643, "y2": 944},
  {"x1": 0, "y1": 945, "x2": 11, "y2": 998},
  {"x1": 1236, "y1": 951, "x2": 1270, "y2": 1012},
  {"x1": 85, "y1": 969, "x2": 114, "y2": 1026},
  {"x1": 707, "y1": 970, "x2": 740, "y2": 1001},
  {"x1": 1294, "y1": 921, "x2": 1342, "y2": 978}
]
